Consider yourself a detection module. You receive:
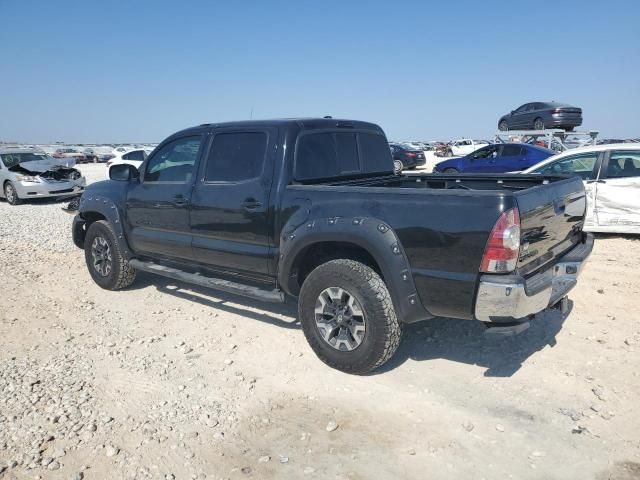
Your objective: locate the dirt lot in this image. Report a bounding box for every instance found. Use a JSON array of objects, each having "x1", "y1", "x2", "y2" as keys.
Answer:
[{"x1": 1, "y1": 165, "x2": 639, "y2": 480}]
